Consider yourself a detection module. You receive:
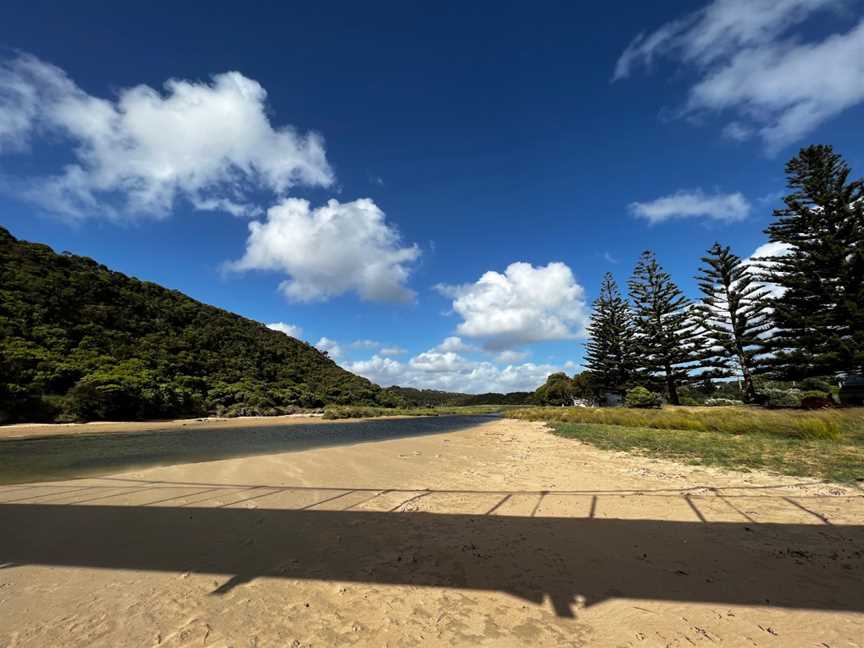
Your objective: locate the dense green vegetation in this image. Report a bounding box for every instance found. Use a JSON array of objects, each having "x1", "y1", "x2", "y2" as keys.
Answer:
[
  {"x1": 629, "y1": 251, "x2": 705, "y2": 404},
  {"x1": 764, "y1": 145, "x2": 864, "y2": 378},
  {"x1": 695, "y1": 243, "x2": 772, "y2": 402},
  {"x1": 584, "y1": 274, "x2": 635, "y2": 403},
  {"x1": 578, "y1": 145, "x2": 863, "y2": 407},
  {"x1": 0, "y1": 226, "x2": 384, "y2": 423},
  {"x1": 623, "y1": 386, "x2": 662, "y2": 409},
  {"x1": 379, "y1": 386, "x2": 533, "y2": 407},
  {"x1": 507, "y1": 406, "x2": 864, "y2": 482}
]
